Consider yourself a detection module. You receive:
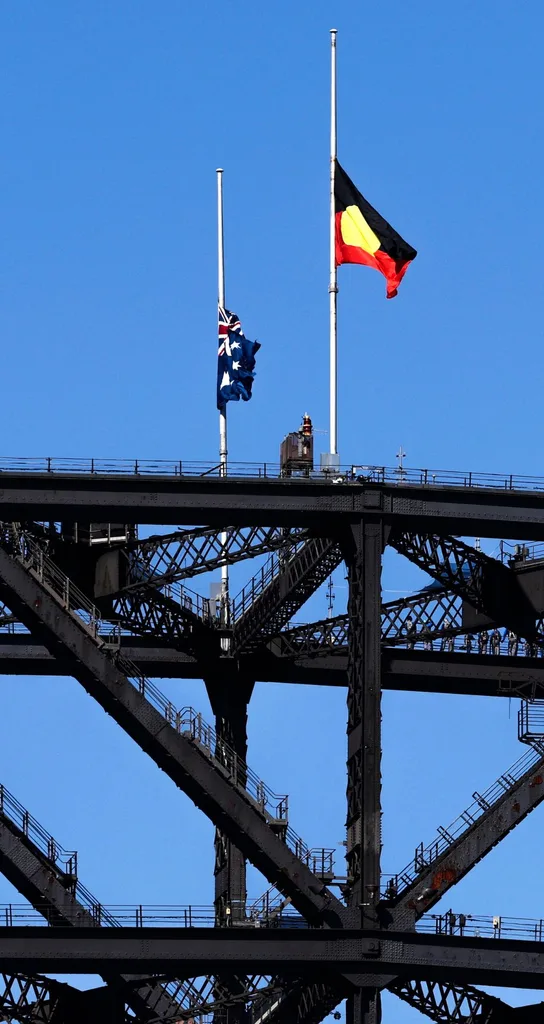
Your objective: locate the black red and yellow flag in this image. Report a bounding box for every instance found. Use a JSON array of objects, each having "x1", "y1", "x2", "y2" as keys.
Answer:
[{"x1": 335, "y1": 161, "x2": 417, "y2": 298}]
